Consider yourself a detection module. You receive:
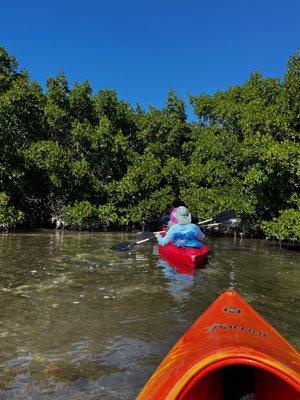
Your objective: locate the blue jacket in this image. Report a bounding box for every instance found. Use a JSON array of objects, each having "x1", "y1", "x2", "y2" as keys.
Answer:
[{"x1": 157, "y1": 223, "x2": 205, "y2": 248}]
